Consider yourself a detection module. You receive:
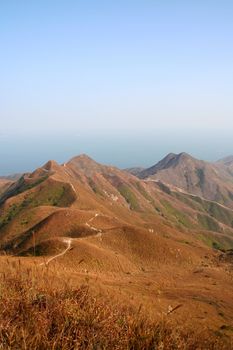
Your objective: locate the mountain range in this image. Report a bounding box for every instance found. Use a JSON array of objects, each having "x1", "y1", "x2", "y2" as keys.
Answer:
[
  {"x1": 1, "y1": 151, "x2": 233, "y2": 340},
  {"x1": 1, "y1": 151, "x2": 233, "y2": 255},
  {"x1": 128, "y1": 152, "x2": 233, "y2": 208}
]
